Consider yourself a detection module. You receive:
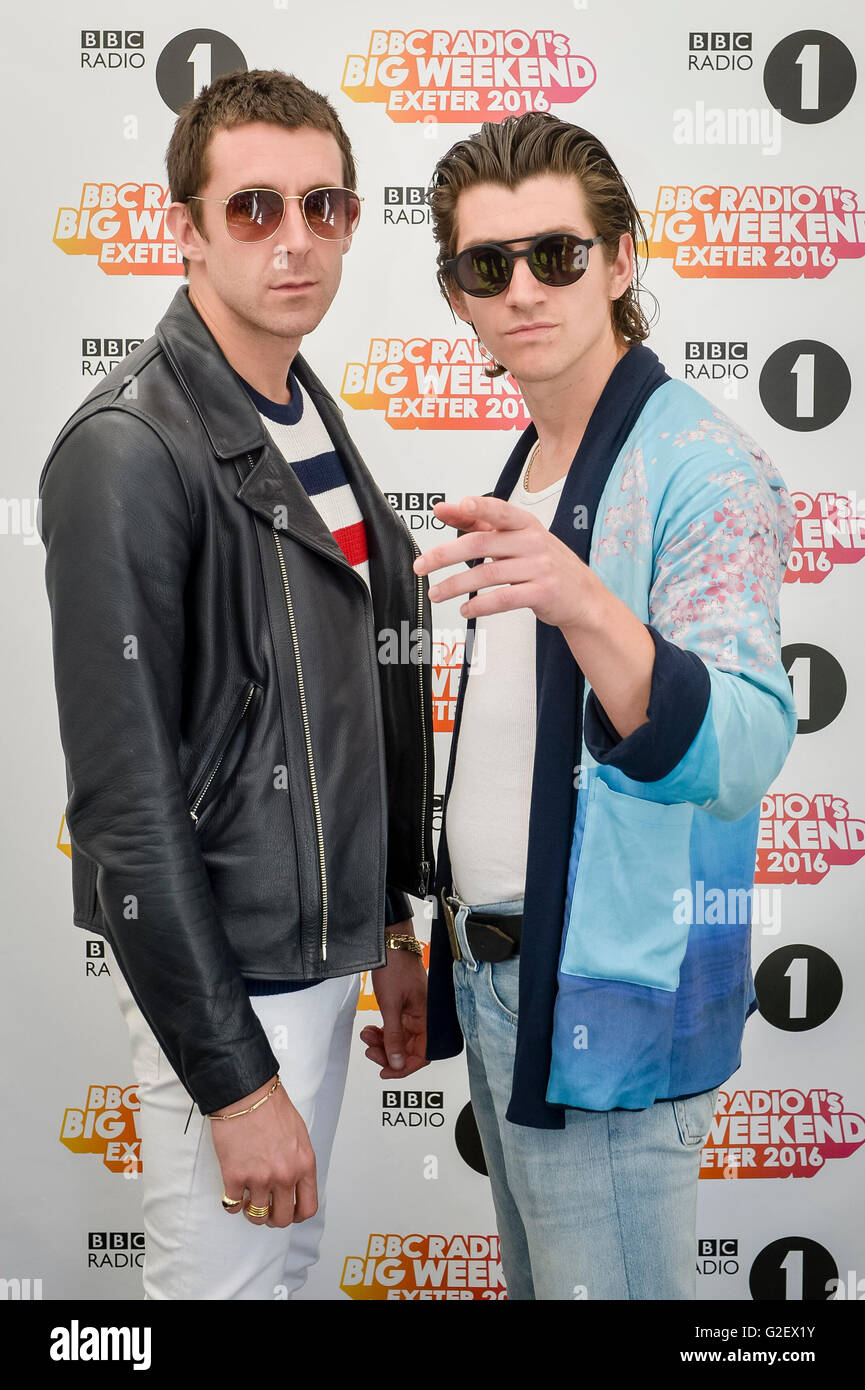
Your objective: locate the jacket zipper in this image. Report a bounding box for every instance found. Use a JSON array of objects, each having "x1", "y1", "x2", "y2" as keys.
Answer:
[
  {"x1": 270, "y1": 524, "x2": 329, "y2": 963},
  {"x1": 244, "y1": 449, "x2": 430, "y2": 954},
  {"x1": 408, "y1": 530, "x2": 431, "y2": 897},
  {"x1": 189, "y1": 681, "x2": 257, "y2": 823}
]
